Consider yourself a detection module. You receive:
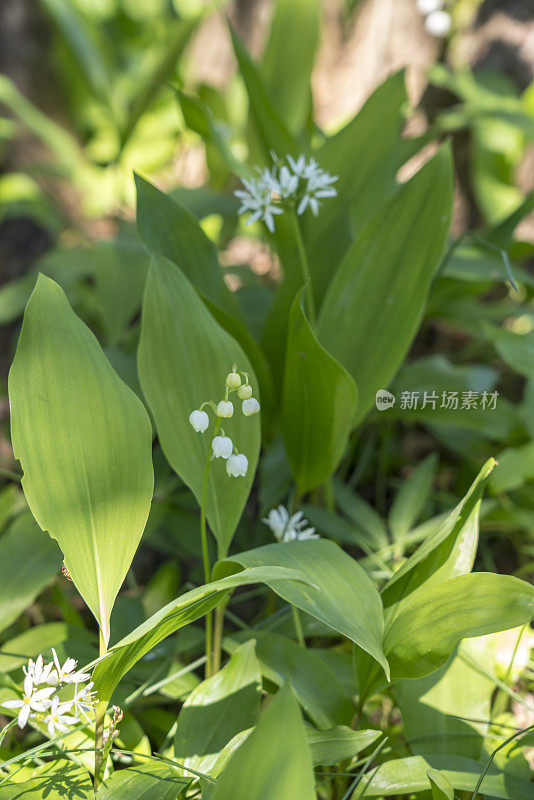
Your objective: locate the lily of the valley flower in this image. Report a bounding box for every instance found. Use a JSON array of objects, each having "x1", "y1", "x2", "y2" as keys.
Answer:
[
  {"x1": 263, "y1": 505, "x2": 319, "y2": 543},
  {"x1": 242, "y1": 397, "x2": 260, "y2": 416},
  {"x1": 237, "y1": 384, "x2": 252, "y2": 400},
  {"x1": 189, "y1": 409, "x2": 209, "y2": 433},
  {"x1": 2, "y1": 674, "x2": 55, "y2": 729},
  {"x1": 212, "y1": 435, "x2": 233, "y2": 459},
  {"x1": 216, "y1": 400, "x2": 234, "y2": 419},
  {"x1": 226, "y1": 453, "x2": 248, "y2": 477},
  {"x1": 44, "y1": 696, "x2": 79, "y2": 737}
]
